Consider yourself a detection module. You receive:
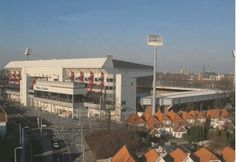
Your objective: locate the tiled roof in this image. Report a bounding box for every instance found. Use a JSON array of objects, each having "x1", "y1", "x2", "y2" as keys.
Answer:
[
  {"x1": 155, "y1": 112, "x2": 171, "y2": 123},
  {"x1": 181, "y1": 112, "x2": 194, "y2": 120},
  {"x1": 169, "y1": 148, "x2": 188, "y2": 162},
  {"x1": 167, "y1": 112, "x2": 184, "y2": 124},
  {"x1": 154, "y1": 112, "x2": 164, "y2": 122},
  {"x1": 112, "y1": 145, "x2": 136, "y2": 162},
  {"x1": 220, "y1": 109, "x2": 229, "y2": 118},
  {"x1": 196, "y1": 112, "x2": 205, "y2": 119},
  {"x1": 194, "y1": 147, "x2": 219, "y2": 162},
  {"x1": 221, "y1": 146, "x2": 235, "y2": 162},
  {"x1": 126, "y1": 114, "x2": 145, "y2": 125},
  {"x1": 142, "y1": 112, "x2": 152, "y2": 122},
  {"x1": 189, "y1": 111, "x2": 198, "y2": 117},
  {"x1": 206, "y1": 109, "x2": 220, "y2": 119},
  {"x1": 146, "y1": 116, "x2": 161, "y2": 129},
  {"x1": 144, "y1": 149, "x2": 160, "y2": 162}
]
